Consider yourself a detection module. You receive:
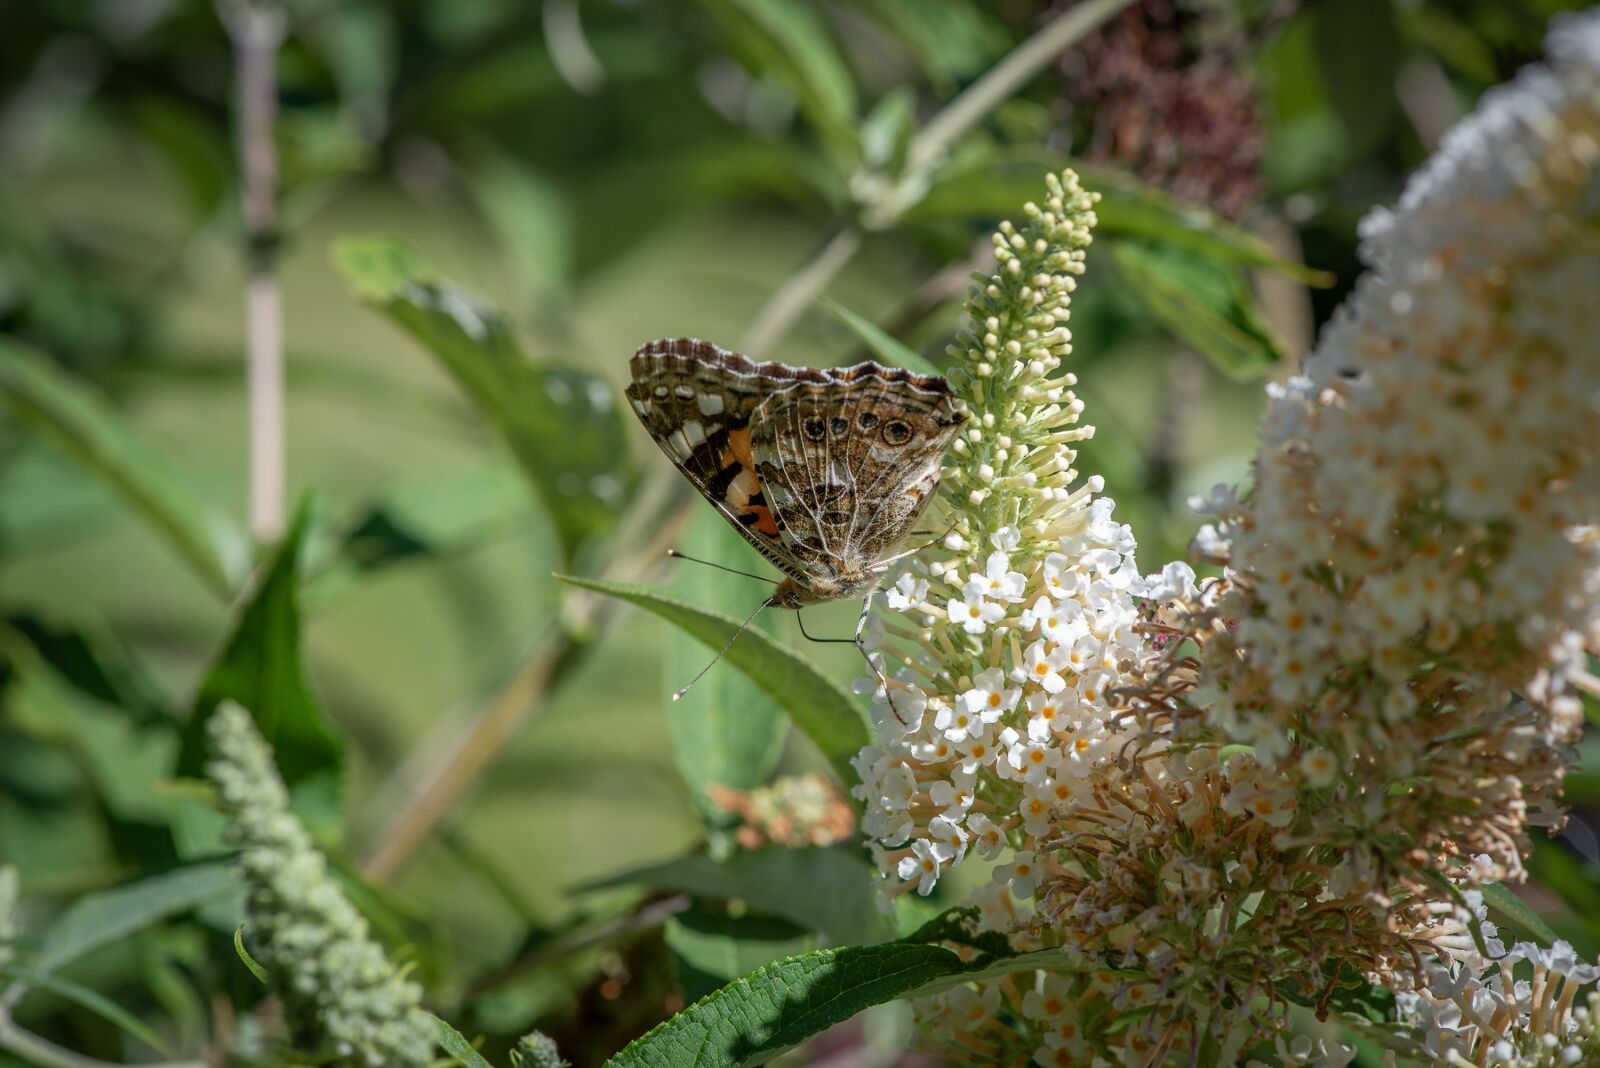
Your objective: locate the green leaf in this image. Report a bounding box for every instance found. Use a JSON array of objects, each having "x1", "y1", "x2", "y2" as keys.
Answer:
[
  {"x1": 603, "y1": 941, "x2": 1081, "y2": 1067},
  {"x1": 333, "y1": 235, "x2": 635, "y2": 562},
  {"x1": 430, "y1": 1012, "x2": 498, "y2": 1068},
  {"x1": 1328, "y1": 978, "x2": 1397, "y2": 1026},
  {"x1": 470, "y1": 153, "x2": 573, "y2": 315},
  {"x1": 0, "y1": 339, "x2": 247, "y2": 598},
  {"x1": 586, "y1": 847, "x2": 889, "y2": 947},
  {"x1": 822, "y1": 301, "x2": 939, "y2": 376},
  {"x1": 1108, "y1": 241, "x2": 1285, "y2": 381},
  {"x1": 1, "y1": 967, "x2": 170, "y2": 1053},
  {"x1": 176, "y1": 500, "x2": 344, "y2": 793},
  {"x1": 1481, "y1": 881, "x2": 1560, "y2": 946},
  {"x1": 1087, "y1": 167, "x2": 1330, "y2": 286},
  {"x1": 234, "y1": 926, "x2": 270, "y2": 984},
  {"x1": 895, "y1": 906, "x2": 1010, "y2": 958},
  {"x1": 666, "y1": 907, "x2": 815, "y2": 1002},
  {"x1": 554, "y1": 575, "x2": 869, "y2": 784},
  {"x1": 1396, "y1": 6, "x2": 1499, "y2": 84},
  {"x1": 1567, "y1": 728, "x2": 1600, "y2": 800},
  {"x1": 24, "y1": 863, "x2": 237, "y2": 976},
  {"x1": 902, "y1": 147, "x2": 1330, "y2": 284},
  {"x1": 857, "y1": 87, "x2": 916, "y2": 174},
  {"x1": 0, "y1": 633, "x2": 176, "y2": 829},
  {"x1": 4, "y1": 614, "x2": 168, "y2": 728},
  {"x1": 1277, "y1": 961, "x2": 1396, "y2": 1027},
  {"x1": 310, "y1": 463, "x2": 535, "y2": 602},
  {"x1": 664, "y1": 511, "x2": 788, "y2": 825},
  {"x1": 1313, "y1": 0, "x2": 1403, "y2": 160},
  {"x1": 606, "y1": 943, "x2": 956, "y2": 1067},
  {"x1": 701, "y1": 0, "x2": 859, "y2": 168}
]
